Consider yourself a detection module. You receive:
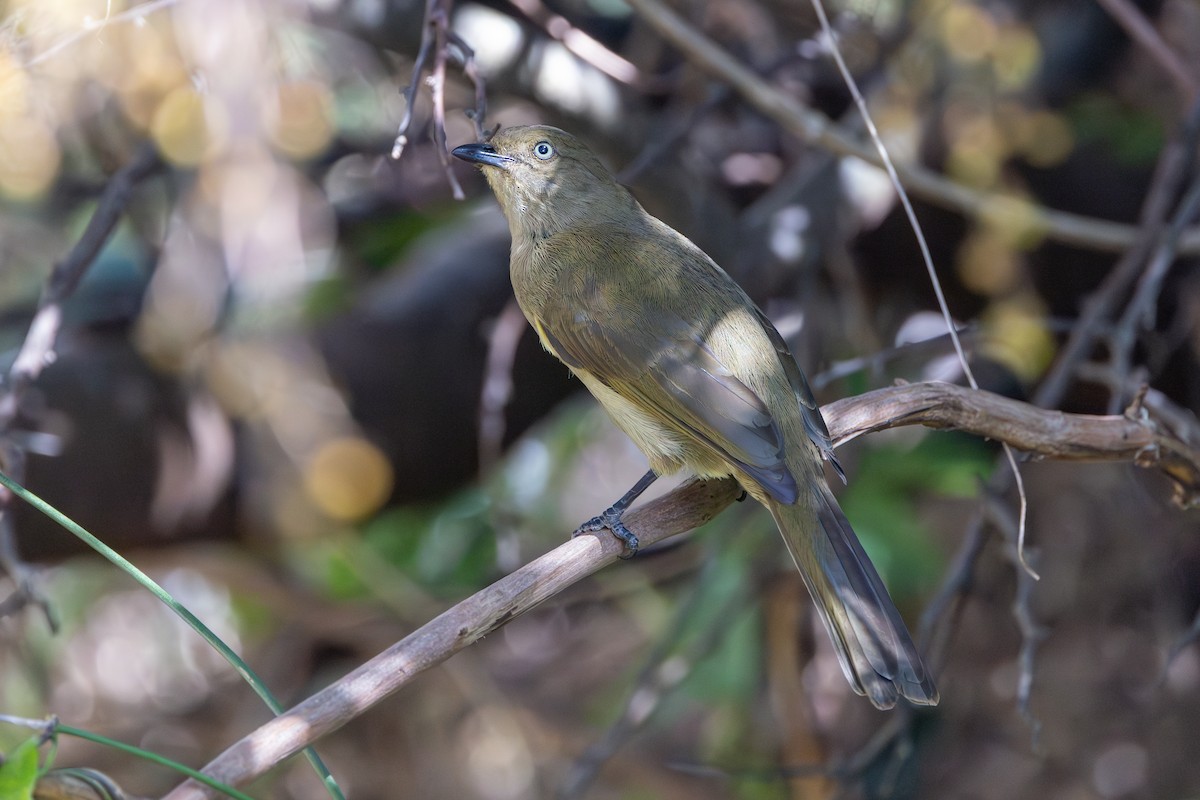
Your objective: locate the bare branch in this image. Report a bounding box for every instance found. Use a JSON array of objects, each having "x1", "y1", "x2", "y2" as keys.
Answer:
[
  {"x1": 392, "y1": 0, "x2": 438, "y2": 161},
  {"x1": 504, "y1": 0, "x2": 664, "y2": 90},
  {"x1": 0, "y1": 141, "x2": 160, "y2": 625},
  {"x1": 446, "y1": 31, "x2": 490, "y2": 140},
  {"x1": 1107, "y1": 171, "x2": 1200, "y2": 412},
  {"x1": 1094, "y1": 0, "x2": 1199, "y2": 104},
  {"x1": 477, "y1": 300, "x2": 527, "y2": 475},
  {"x1": 393, "y1": 0, "x2": 488, "y2": 196},
  {"x1": 558, "y1": 552, "x2": 742, "y2": 799},
  {"x1": 161, "y1": 380, "x2": 1200, "y2": 799},
  {"x1": 1033, "y1": 102, "x2": 1200, "y2": 410},
  {"x1": 0, "y1": 141, "x2": 160, "y2": 427},
  {"x1": 619, "y1": 0, "x2": 1200, "y2": 254},
  {"x1": 23, "y1": 0, "x2": 182, "y2": 69},
  {"x1": 429, "y1": 1, "x2": 465, "y2": 200}
]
